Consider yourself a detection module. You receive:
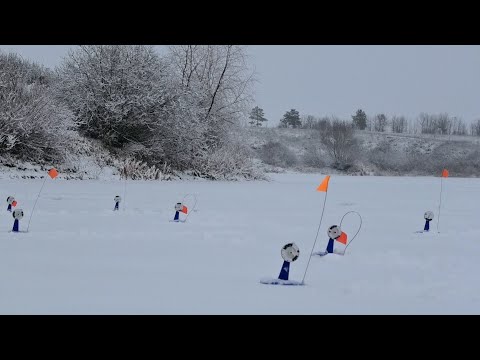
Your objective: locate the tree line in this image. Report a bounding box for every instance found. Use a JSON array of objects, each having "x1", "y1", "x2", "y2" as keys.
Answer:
[{"x1": 246, "y1": 106, "x2": 480, "y2": 137}]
